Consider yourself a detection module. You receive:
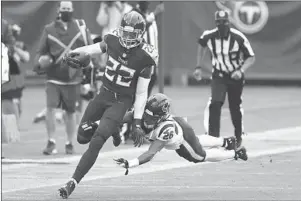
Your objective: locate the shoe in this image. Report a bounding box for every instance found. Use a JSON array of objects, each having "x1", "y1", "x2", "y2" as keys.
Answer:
[
  {"x1": 58, "y1": 180, "x2": 76, "y2": 199},
  {"x1": 235, "y1": 146, "x2": 248, "y2": 161},
  {"x1": 33, "y1": 115, "x2": 46, "y2": 124},
  {"x1": 65, "y1": 143, "x2": 75, "y2": 155},
  {"x1": 224, "y1": 136, "x2": 237, "y2": 150},
  {"x1": 43, "y1": 140, "x2": 58, "y2": 155},
  {"x1": 112, "y1": 133, "x2": 122, "y2": 147}
]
